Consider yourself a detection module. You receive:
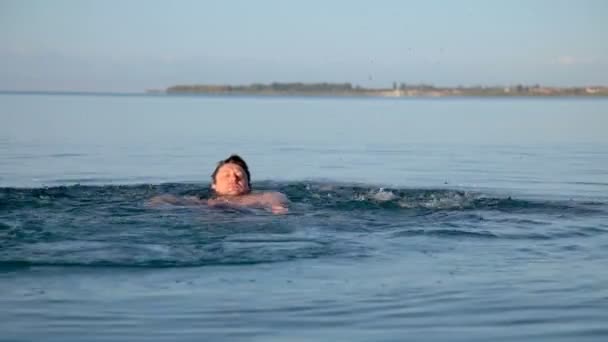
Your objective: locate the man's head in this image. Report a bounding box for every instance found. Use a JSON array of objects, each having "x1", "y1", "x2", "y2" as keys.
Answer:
[{"x1": 211, "y1": 154, "x2": 251, "y2": 196}]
